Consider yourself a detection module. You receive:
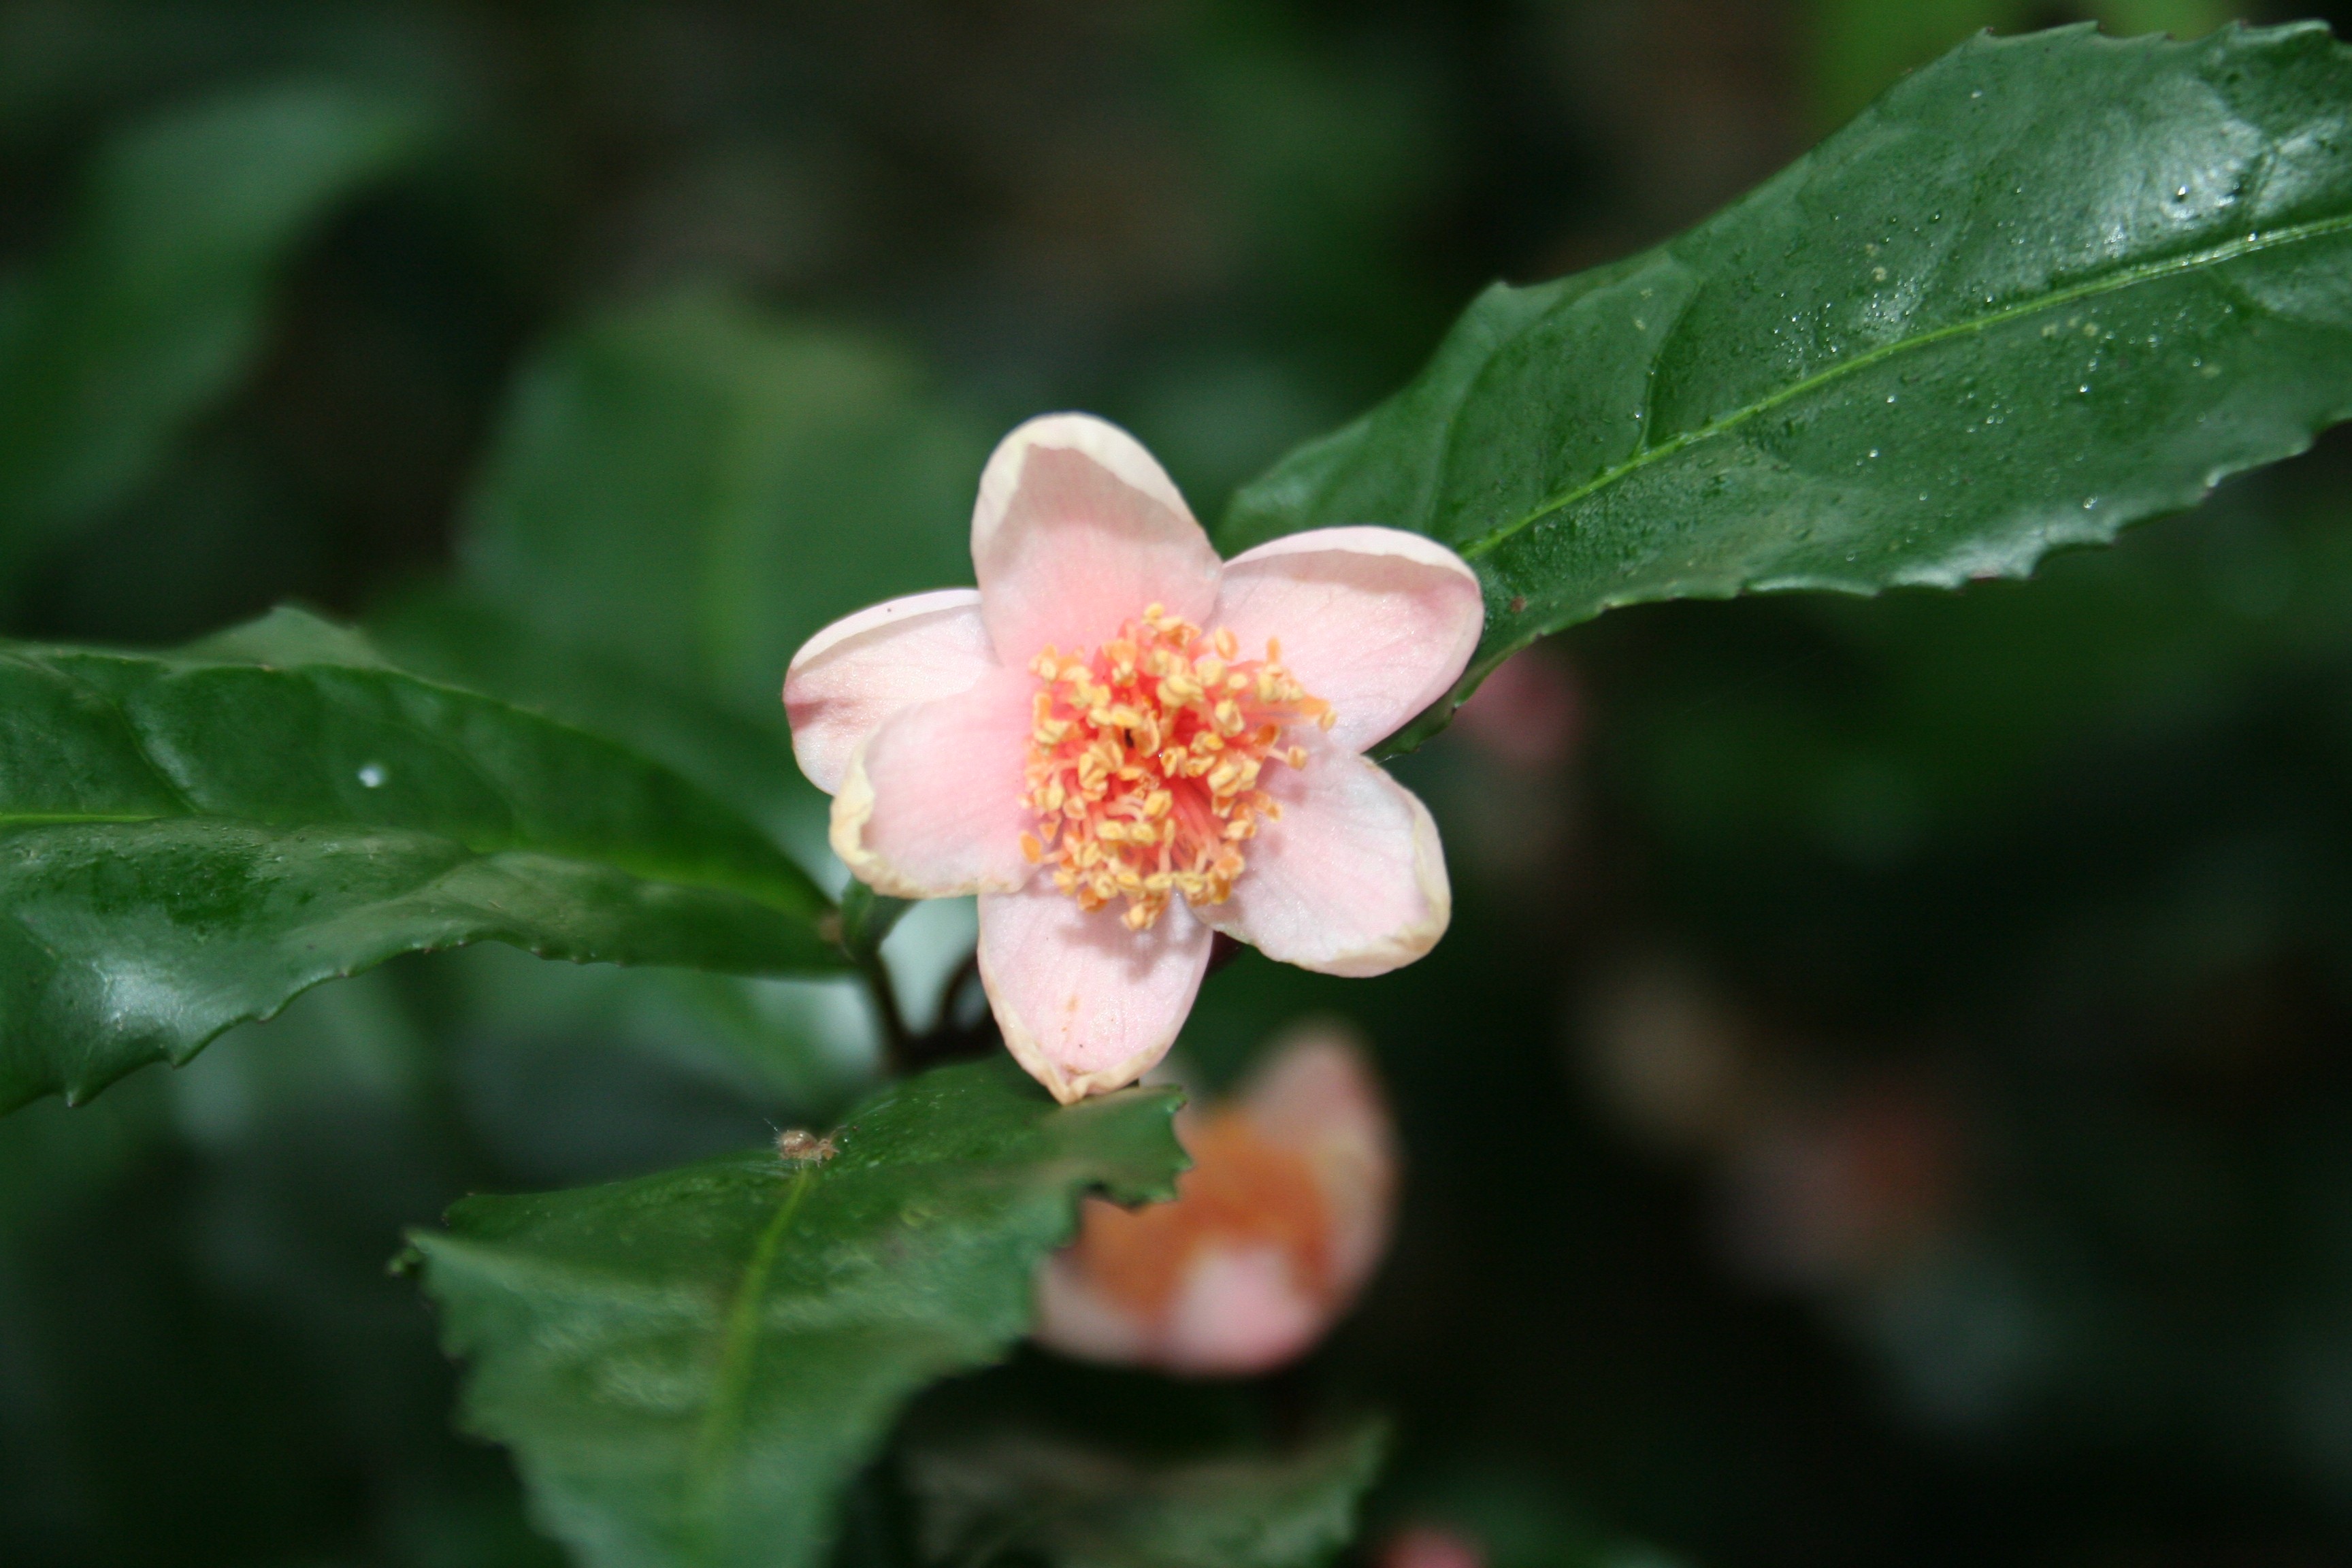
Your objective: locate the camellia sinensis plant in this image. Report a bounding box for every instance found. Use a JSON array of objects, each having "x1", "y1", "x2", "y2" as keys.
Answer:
[{"x1": 9, "y1": 22, "x2": 2352, "y2": 1568}]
